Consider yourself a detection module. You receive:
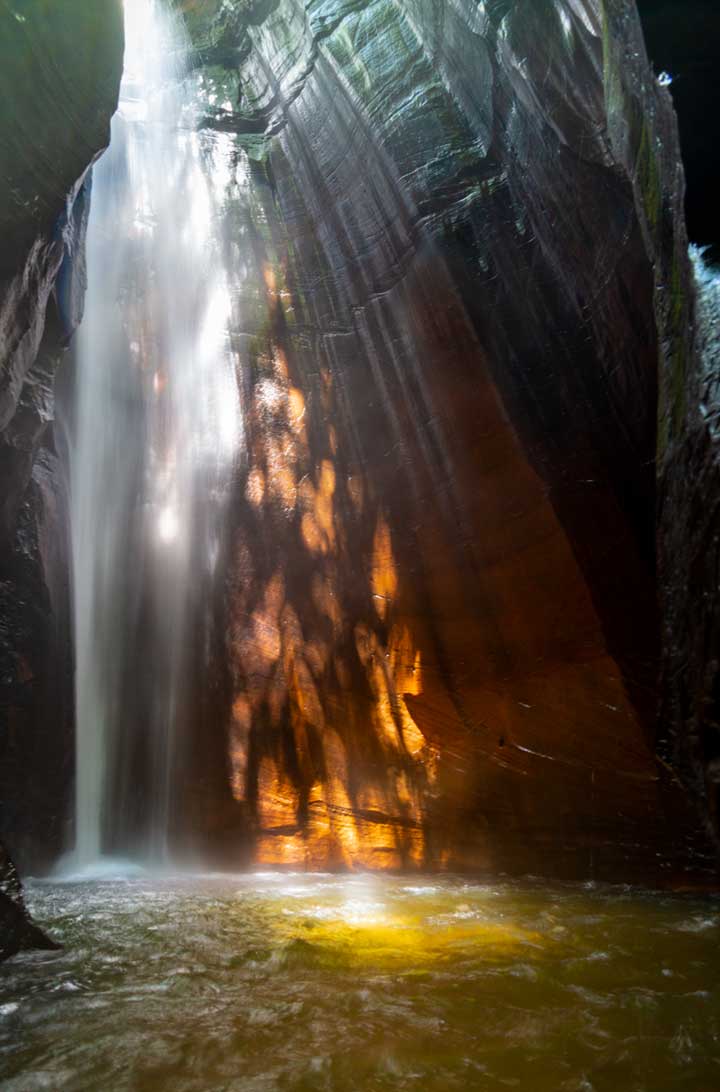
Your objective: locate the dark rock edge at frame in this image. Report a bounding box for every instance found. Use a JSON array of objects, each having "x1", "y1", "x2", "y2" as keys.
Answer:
[
  {"x1": 0, "y1": 843, "x2": 59, "y2": 961},
  {"x1": 0, "y1": 0, "x2": 124, "y2": 958}
]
